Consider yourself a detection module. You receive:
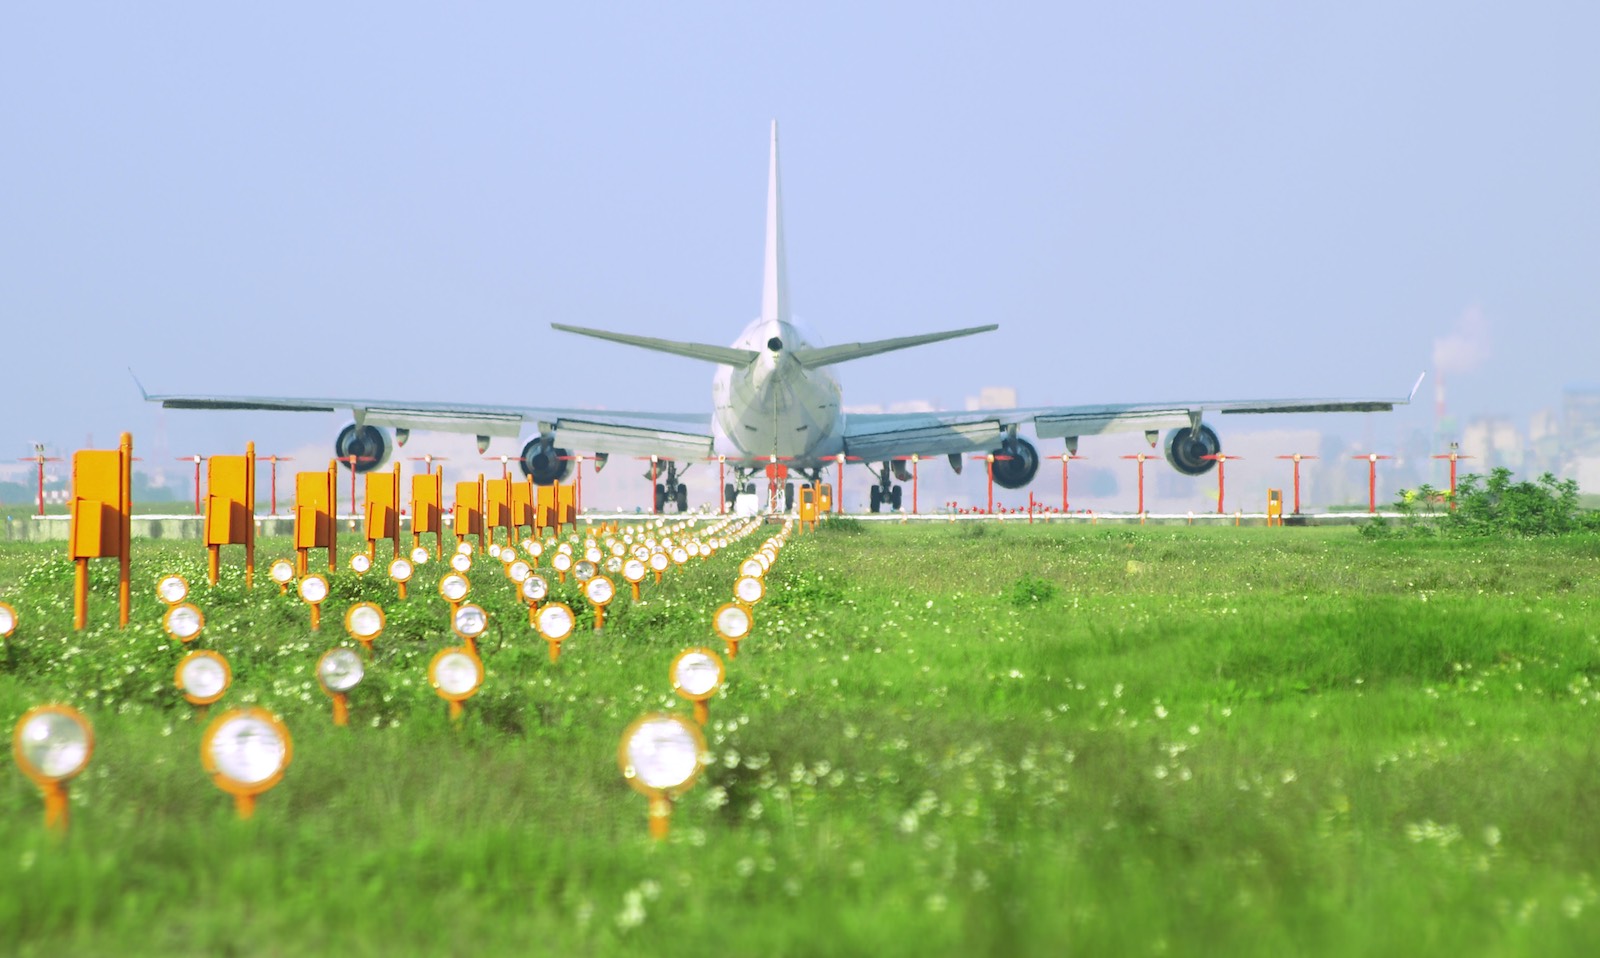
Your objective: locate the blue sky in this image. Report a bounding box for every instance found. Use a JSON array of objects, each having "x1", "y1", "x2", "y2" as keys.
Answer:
[{"x1": 2, "y1": 4, "x2": 1596, "y2": 503}]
